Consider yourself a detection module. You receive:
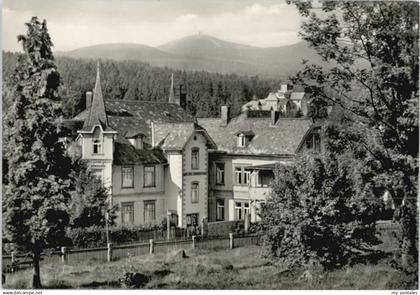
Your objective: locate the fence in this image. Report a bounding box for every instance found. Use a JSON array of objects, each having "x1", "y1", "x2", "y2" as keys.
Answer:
[{"x1": 2, "y1": 233, "x2": 259, "y2": 273}]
